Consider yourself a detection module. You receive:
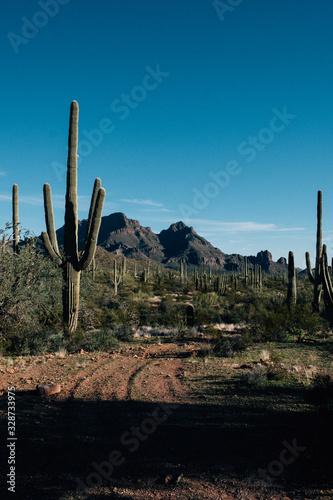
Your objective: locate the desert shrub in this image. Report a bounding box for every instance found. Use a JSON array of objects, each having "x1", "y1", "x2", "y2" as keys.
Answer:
[
  {"x1": 239, "y1": 366, "x2": 268, "y2": 387},
  {"x1": 0, "y1": 241, "x2": 63, "y2": 354},
  {"x1": 246, "y1": 302, "x2": 322, "y2": 342},
  {"x1": 212, "y1": 330, "x2": 248, "y2": 357},
  {"x1": 194, "y1": 293, "x2": 223, "y2": 324},
  {"x1": 80, "y1": 327, "x2": 120, "y2": 351},
  {"x1": 112, "y1": 324, "x2": 133, "y2": 341},
  {"x1": 48, "y1": 331, "x2": 66, "y2": 351}
]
